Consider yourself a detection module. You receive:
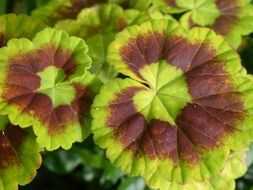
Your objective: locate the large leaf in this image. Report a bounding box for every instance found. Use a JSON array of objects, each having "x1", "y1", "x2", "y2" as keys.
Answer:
[
  {"x1": 0, "y1": 28, "x2": 101, "y2": 150},
  {"x1": 91, "y1": 19, "x2": 253, "y2": 189},
  {"x1": 0, "y1": 116, "x2": 41, "y2": 190}
]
